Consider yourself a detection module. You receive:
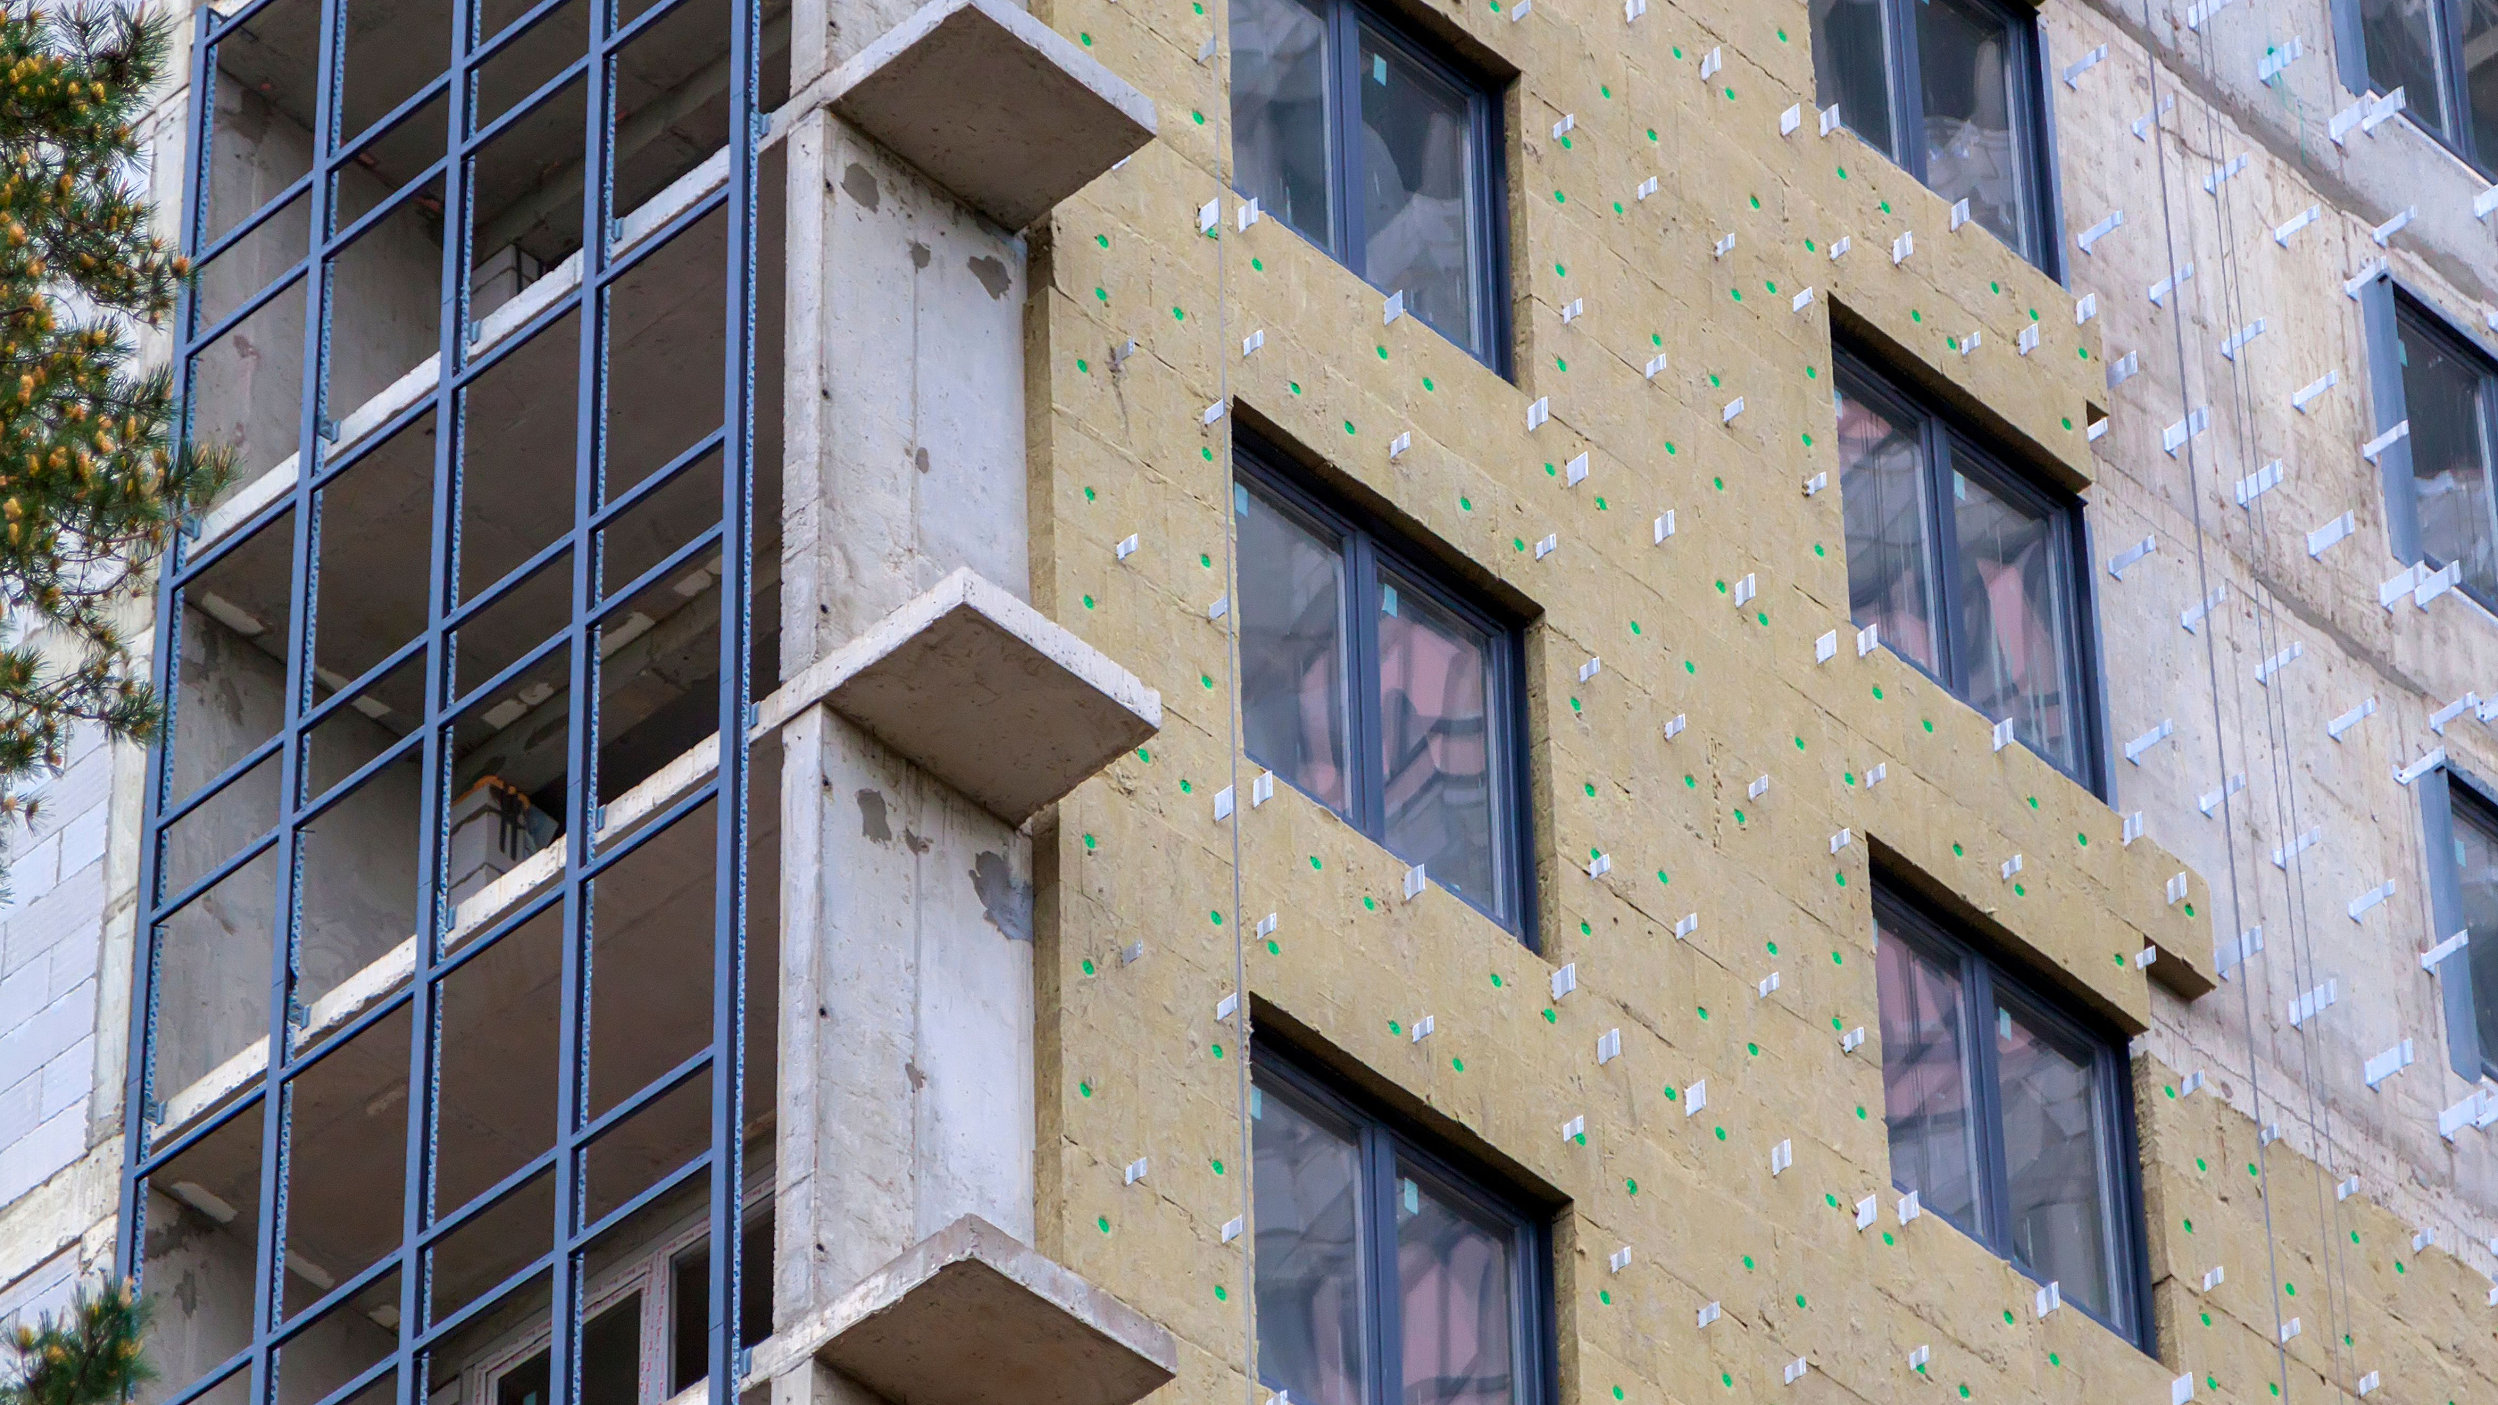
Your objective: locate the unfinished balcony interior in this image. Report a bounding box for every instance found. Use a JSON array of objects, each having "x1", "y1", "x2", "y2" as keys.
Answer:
[{"x1": 186, "y1": 0, "x2": 792, "y2": 514}]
